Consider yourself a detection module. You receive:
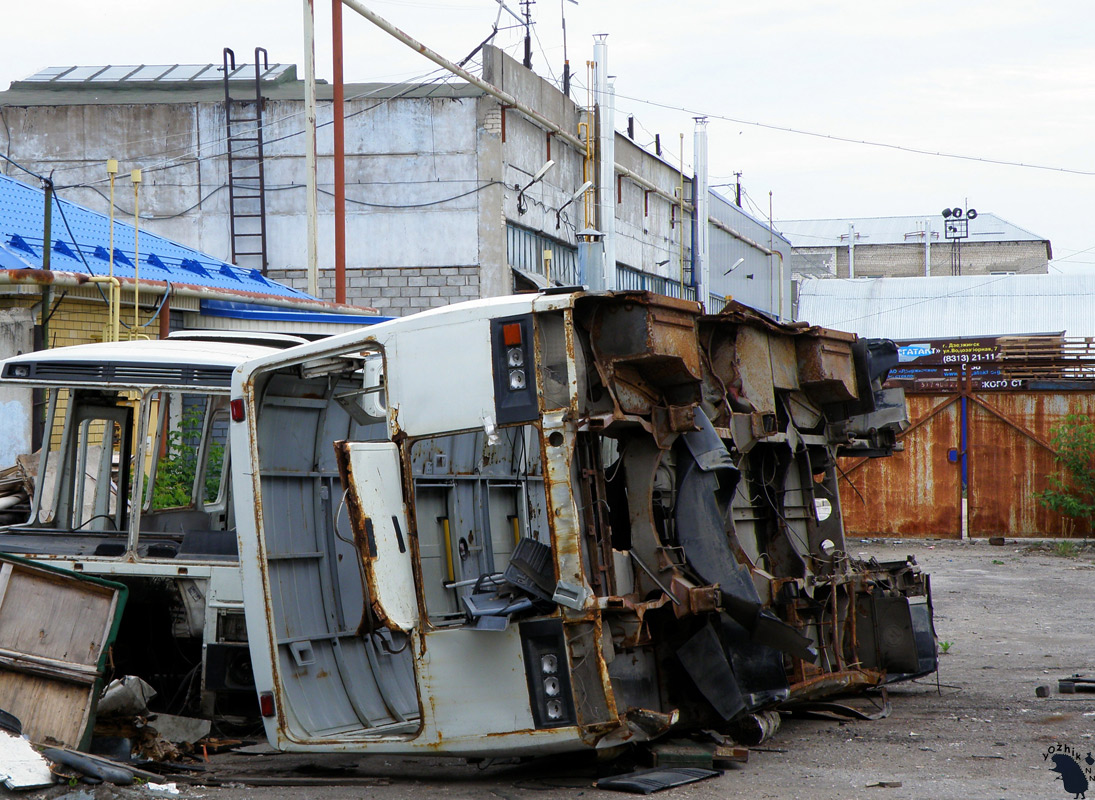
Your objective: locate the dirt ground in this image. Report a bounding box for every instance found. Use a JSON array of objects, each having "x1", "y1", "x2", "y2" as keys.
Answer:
[{"x1": 22, "y1": 539, "x2": 1095, "y2": 800}]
